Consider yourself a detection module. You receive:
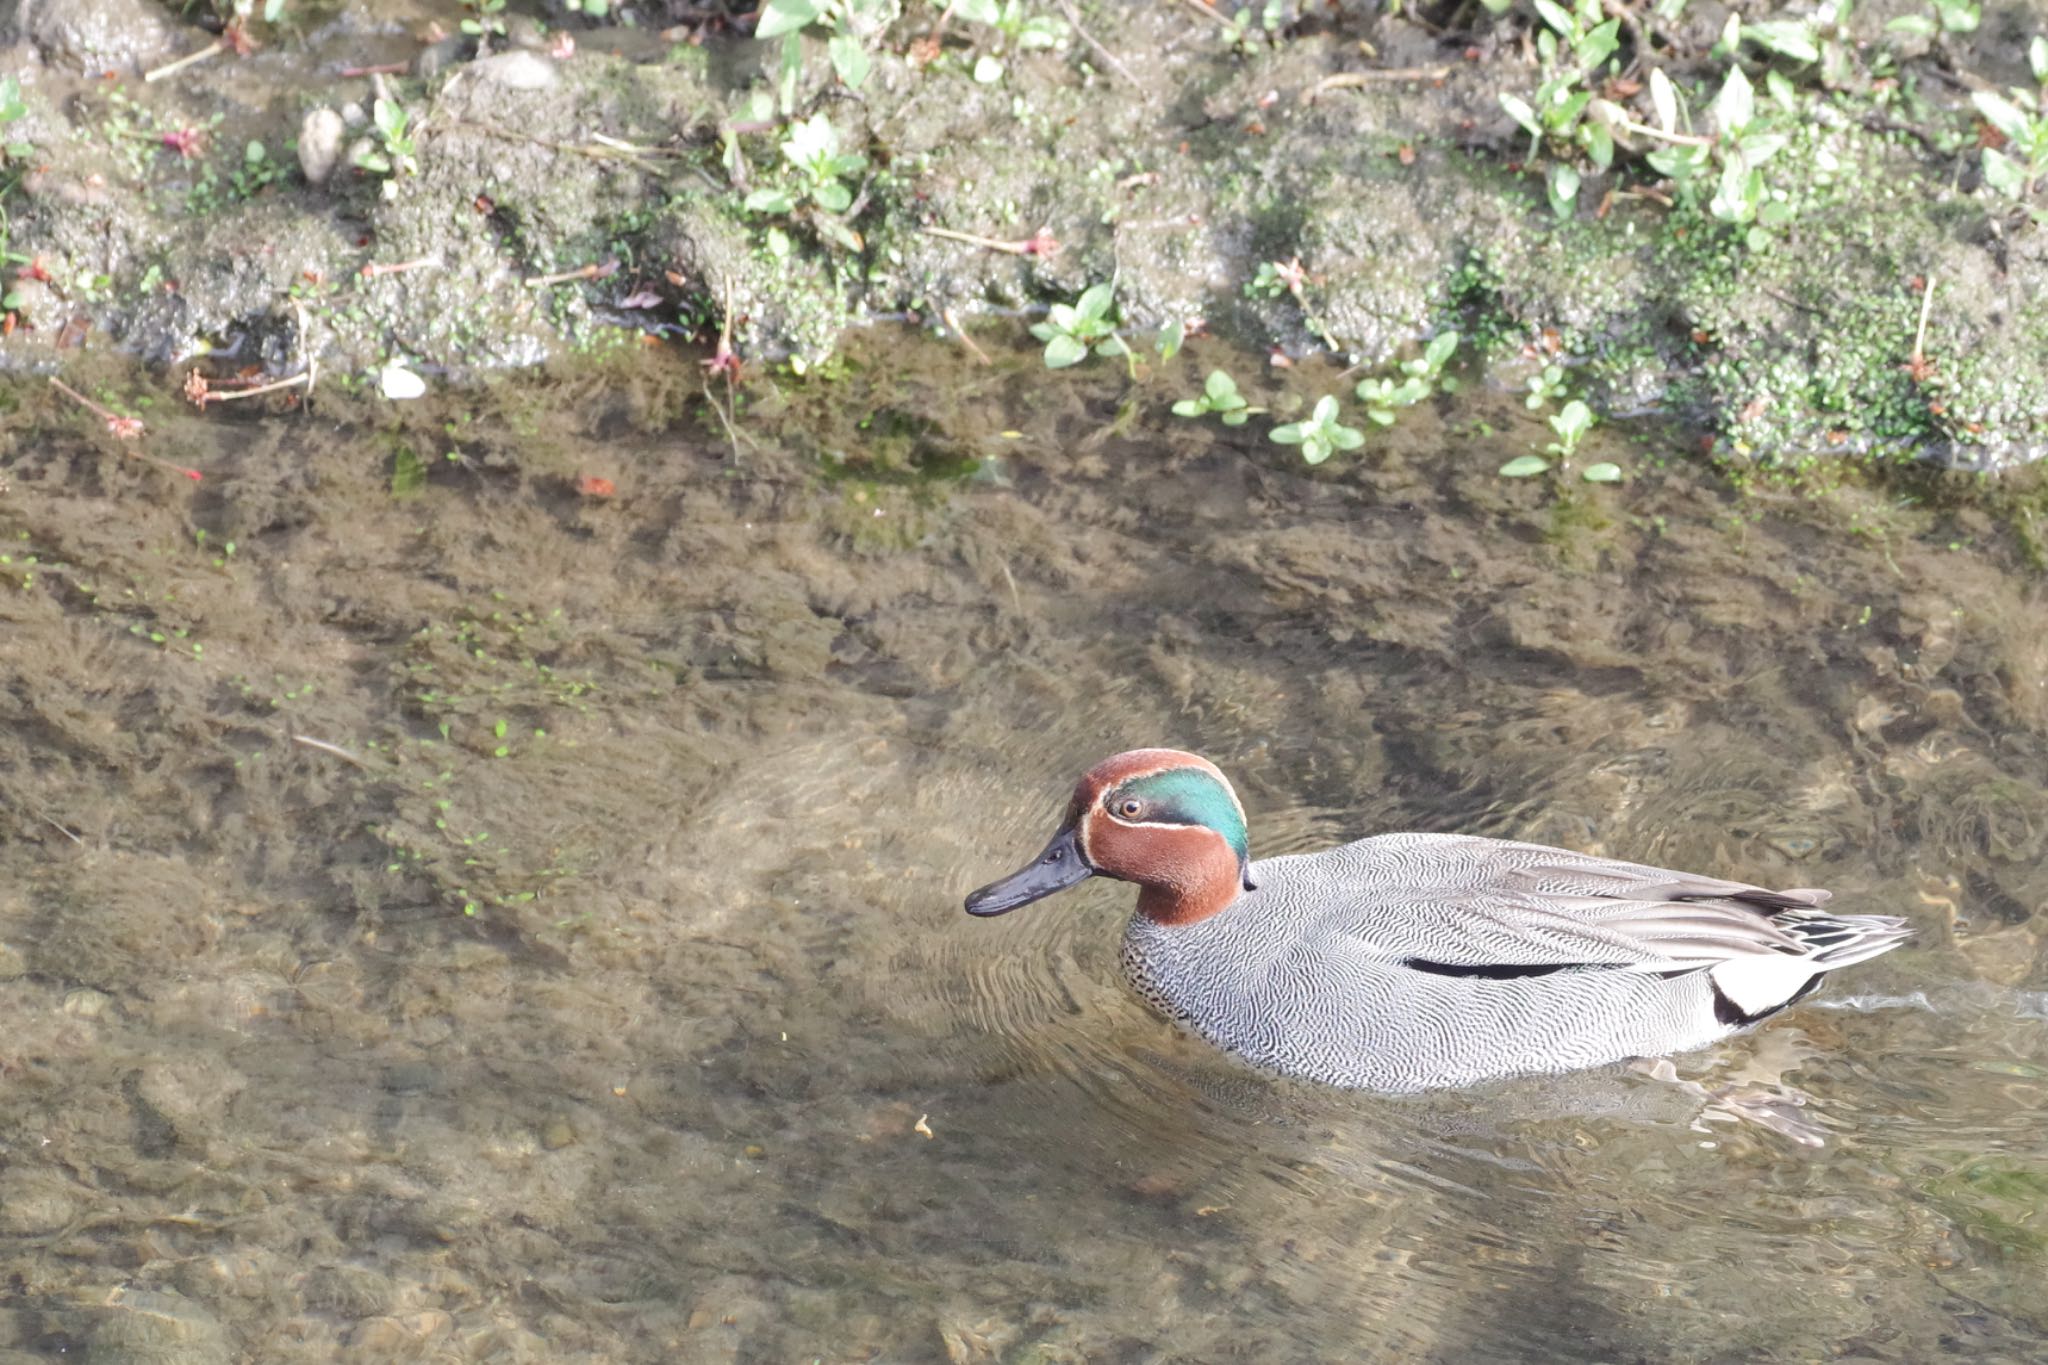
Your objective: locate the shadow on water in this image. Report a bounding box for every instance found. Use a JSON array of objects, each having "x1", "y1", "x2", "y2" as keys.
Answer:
[{"x1": 1, "y1": 329, "x2": 2046, "y2": 1361}]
